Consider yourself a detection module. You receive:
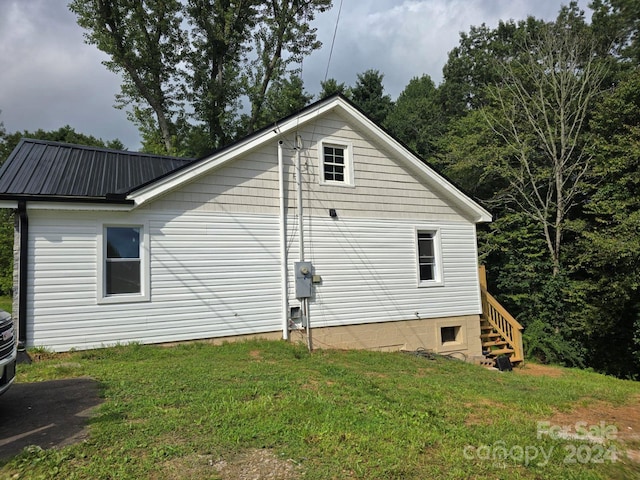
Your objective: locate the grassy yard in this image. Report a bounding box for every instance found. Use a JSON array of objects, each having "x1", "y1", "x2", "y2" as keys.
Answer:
[{"x1": 2, "y1": 340, "x2": 639, "y2": 479}]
